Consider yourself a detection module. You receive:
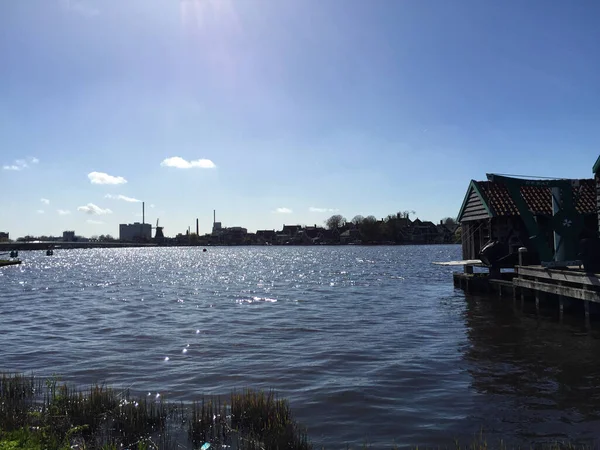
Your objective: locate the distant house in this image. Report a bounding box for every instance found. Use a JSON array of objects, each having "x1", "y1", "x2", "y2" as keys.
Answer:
[
  {"x1": 0, "y1": 232, "x2": 8, "y2": 242},
  {"x1": 457, "y1": 175, "x2": 597, "y2": 262},
  {"x1": 405, "y1": 219, "x2": 439, "y2": 244},
  {"x1": 256, "y1": 230, "x2": 276, "y2": 243},
  {"x1": 281, "y1": 225, "x2": 302, "y2": 237},
  {"x1": 303, "y1": 225, "x2": 325, "y2": 239},
  {"x1": 340, "y1": 228, "x2": 361, "y2": 244},
  {"x1": 436, "y1": 221, "x2": 457, "y2": 244},
  {"x1": 221, "y1": 227, "x2": 248, "y2": 245}
]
